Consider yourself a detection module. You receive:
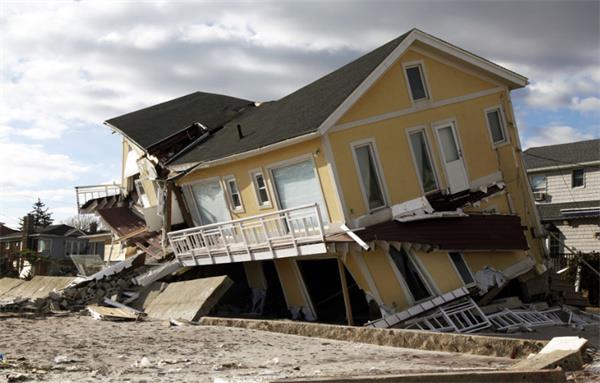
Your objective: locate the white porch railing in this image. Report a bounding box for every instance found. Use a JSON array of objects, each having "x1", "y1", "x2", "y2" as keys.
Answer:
[
  {"x1": 75, "y1": 184, "x2": 122, "y2": 212},
  {"x1": 168, "y1": 203, "x2": 326, "y2": 266}
]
